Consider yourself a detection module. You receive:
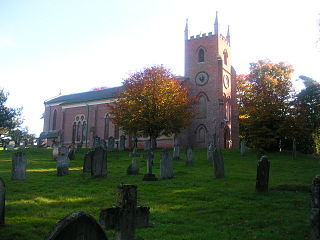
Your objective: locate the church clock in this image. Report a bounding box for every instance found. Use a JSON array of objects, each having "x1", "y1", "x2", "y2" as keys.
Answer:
[
  {"x1": 195, "y1": 72, "x2": 209, "y2": 86},
  {"x1": 223, "y1": 75, "x2": 230, "y2": 89}
]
